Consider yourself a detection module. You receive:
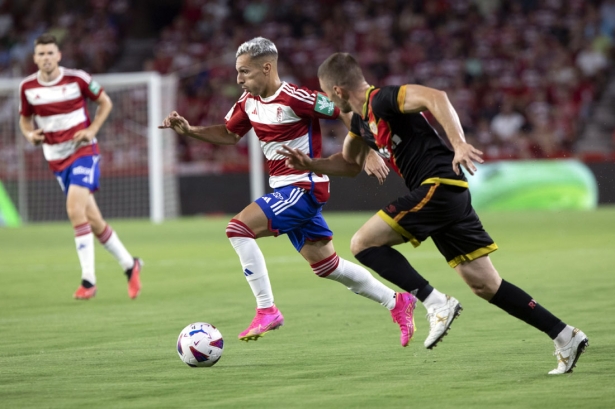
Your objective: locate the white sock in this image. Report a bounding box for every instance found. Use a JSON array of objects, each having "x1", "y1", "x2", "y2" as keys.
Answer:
[
  {"x1": 554, "y1": 325, "x2": 575, "y2": 347},
  {"x1": 314, "y1": 254, "x2": 396, "y2": 310},
  {"x1": 74, "y1": 223, "x2": 95, "y2": 285},
  {"x1": 423, "y1": 288, "x2": 447, "y2": 311},
  {"x1": 97, "y1": 225, "x2": 133, "y2": 270},
  {"x1": 229, "y1": 236, "x2": 274, "y2": 309}
]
